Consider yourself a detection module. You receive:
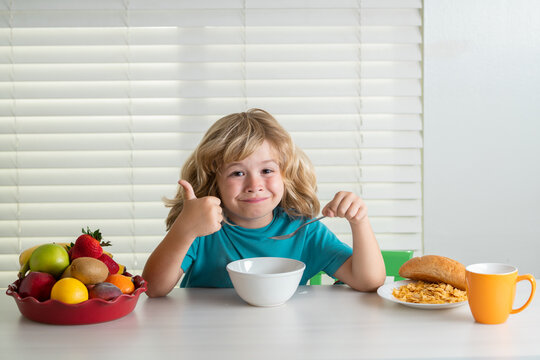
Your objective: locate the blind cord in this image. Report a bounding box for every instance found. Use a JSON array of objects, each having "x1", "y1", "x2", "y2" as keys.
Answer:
[
  {"x1": 8, "y1": 0, "x2": 22, "y2": 253},
  {"x1": 124, "y1": 0, "x2": 137, "y2": 269}
]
